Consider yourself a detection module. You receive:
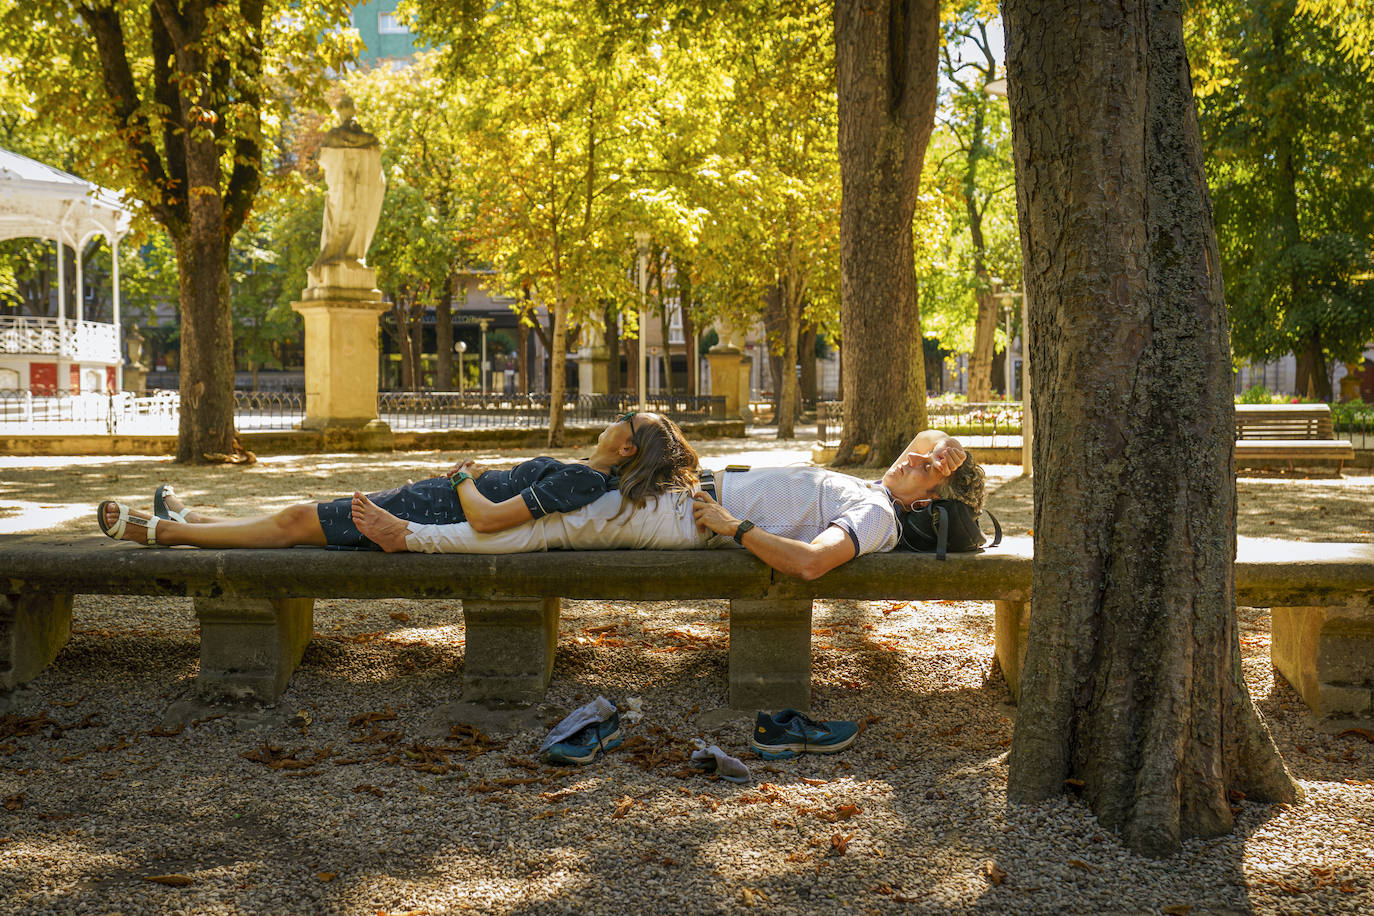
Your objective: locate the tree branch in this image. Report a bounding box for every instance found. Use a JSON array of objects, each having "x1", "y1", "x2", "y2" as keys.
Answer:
[{"x1": 78, "y1": 4, "x2": 181, "y2": 233}]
